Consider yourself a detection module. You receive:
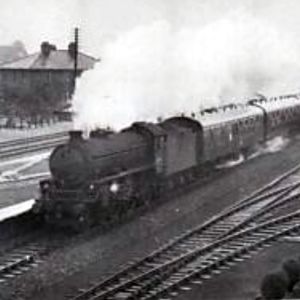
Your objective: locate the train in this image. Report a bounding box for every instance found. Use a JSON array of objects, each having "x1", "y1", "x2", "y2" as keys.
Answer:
[{"x1": 33, "y1": 93, "x2": 300, "y2": 229}]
